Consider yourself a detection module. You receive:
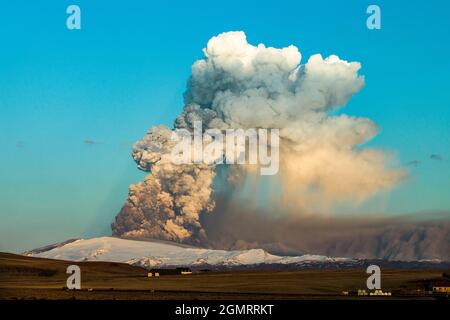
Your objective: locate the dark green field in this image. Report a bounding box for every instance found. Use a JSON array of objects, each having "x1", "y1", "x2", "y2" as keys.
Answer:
[{"x1": 0, "y1": 252, "x2": 447, "y2": 300}]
